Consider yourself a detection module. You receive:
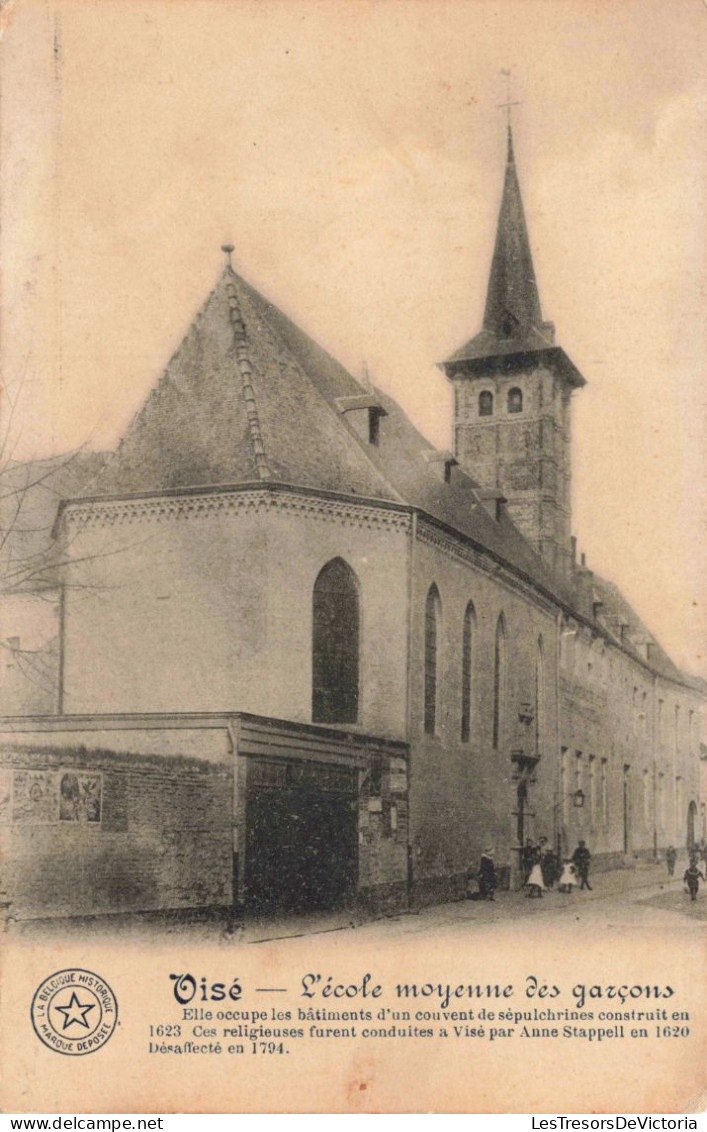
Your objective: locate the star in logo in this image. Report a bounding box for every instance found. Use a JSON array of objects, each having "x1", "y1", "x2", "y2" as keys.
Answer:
[{"x1": 54, "y1": 990, "x2": 96, "y2": 1031}]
